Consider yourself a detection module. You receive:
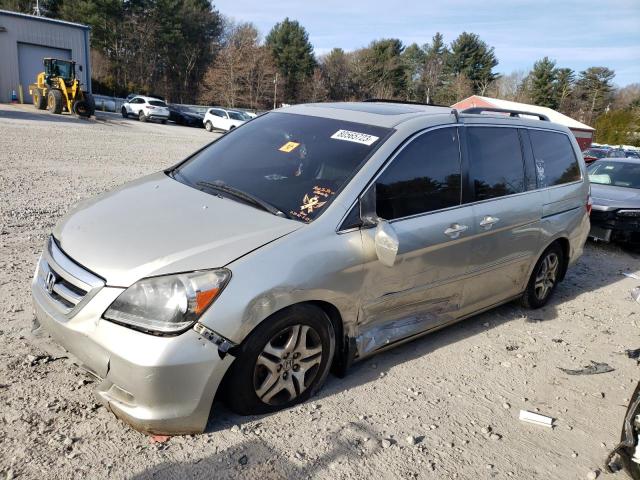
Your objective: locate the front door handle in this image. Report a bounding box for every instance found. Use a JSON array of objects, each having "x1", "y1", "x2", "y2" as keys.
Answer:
[
  {"x1": 479, "y1": 215, "x2": 500, "y2": 229},
  {"x1": 444, "y1": 223, "x2": 468, "y2": 239}
]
